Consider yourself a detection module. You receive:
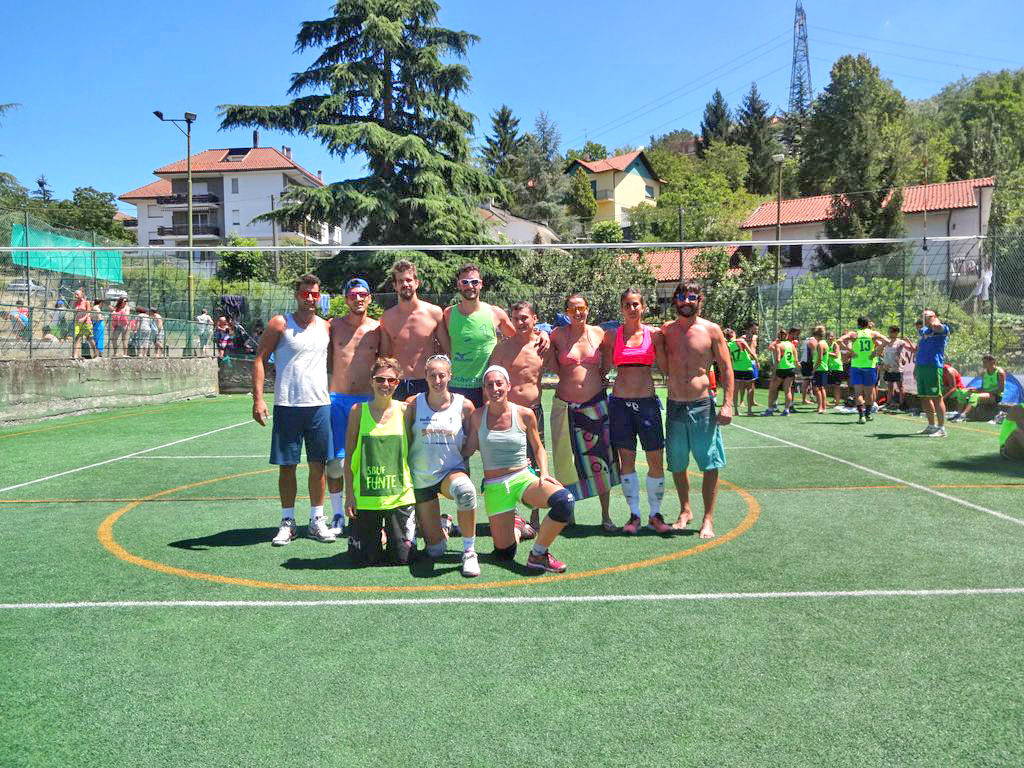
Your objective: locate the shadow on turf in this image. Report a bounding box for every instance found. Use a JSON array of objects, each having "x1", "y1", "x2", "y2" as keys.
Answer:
[
  {"x1": 169, "y1": 528, "x2": 274, "y2": 550},
  {"x1": 932, "y1": 454, "x2": 1024, "y2": 477}
]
